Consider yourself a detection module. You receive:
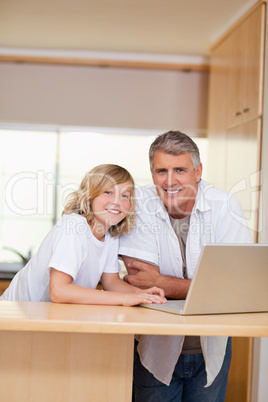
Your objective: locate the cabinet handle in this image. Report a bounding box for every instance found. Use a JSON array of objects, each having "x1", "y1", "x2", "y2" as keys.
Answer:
[{"x1": 234, "y1": 108, "x2": 249, "y2": 117}]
